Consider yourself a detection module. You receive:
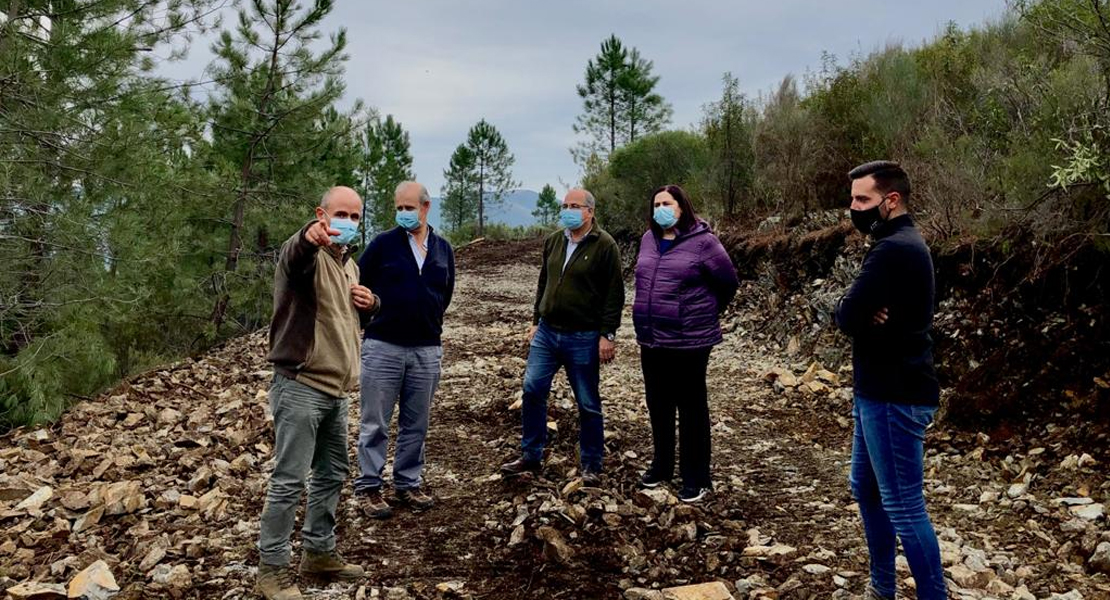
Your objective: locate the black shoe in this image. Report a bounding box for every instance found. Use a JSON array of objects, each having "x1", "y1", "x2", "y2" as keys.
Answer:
[
  {"x1": 500, "y1": 457, "x2": 541, "y2": 476},
  {"x1": 355, "y1": 488, "x2": 393, "y2": 519},
  {"x1": 678, "y1": 485, "x2": 710, "y2": 503},
  {"x1": 395, "y1": 487, "x2": 435, "y2": 512},
  {"x1": 581, "y1": 469, "x2": 602, "y2": 486},
  {"x1": 639, "y1": 470, "x2": 669, "y2": 489}
]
